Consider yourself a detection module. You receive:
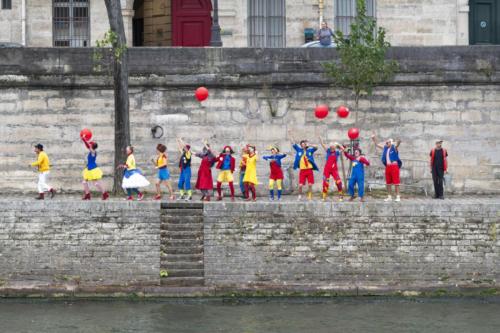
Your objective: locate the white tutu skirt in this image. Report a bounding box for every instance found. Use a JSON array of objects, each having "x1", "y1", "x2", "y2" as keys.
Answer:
[{"x1": 122, "y1": 170, "x2": 150, "y2": 189}]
